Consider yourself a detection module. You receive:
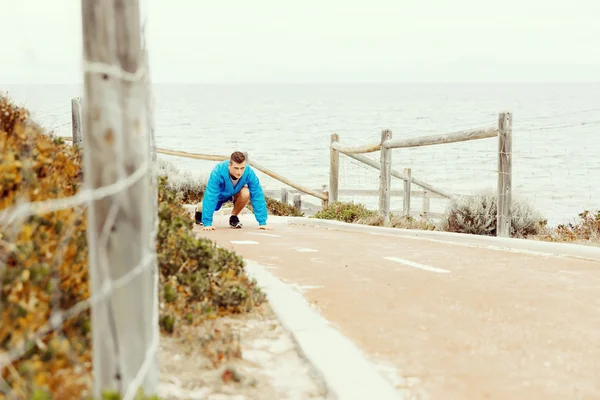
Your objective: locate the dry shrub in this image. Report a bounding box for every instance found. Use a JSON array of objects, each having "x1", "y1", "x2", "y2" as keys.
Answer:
[
  {"x1": 540, "y1": 210, "x2": 600, "y2": 245},
  {"x1": 0, "y1": 94, "x2": 264, "y2": 399},
  {"x1": 441, "y1": 188, "x2": 546, "y2": 237},
  {"x1": 156, "y1": 158, "x2": 207, "y2": 204}
]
